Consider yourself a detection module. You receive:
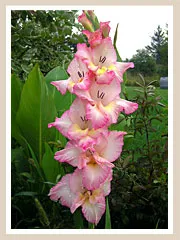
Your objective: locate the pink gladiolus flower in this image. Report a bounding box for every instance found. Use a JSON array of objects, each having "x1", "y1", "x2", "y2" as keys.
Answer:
[
  {"x1": 54, "y1": 131, "x2": 126, "y2": 190},
  {"x1": 75, "y1": 38, "x2": 134, "y2": 84},
  {"x1": 51, "y1": 57, "x2": 94, "y2": 95},
  {"x1": 73, "y1": 78, "x2": 138, "y2": 129},
  {"x1": 48, "y1": 169, "x2": 112, "y2": 225},
  {"x1": 48, "y1": 98, "x2": 107, "y2": 150}
]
